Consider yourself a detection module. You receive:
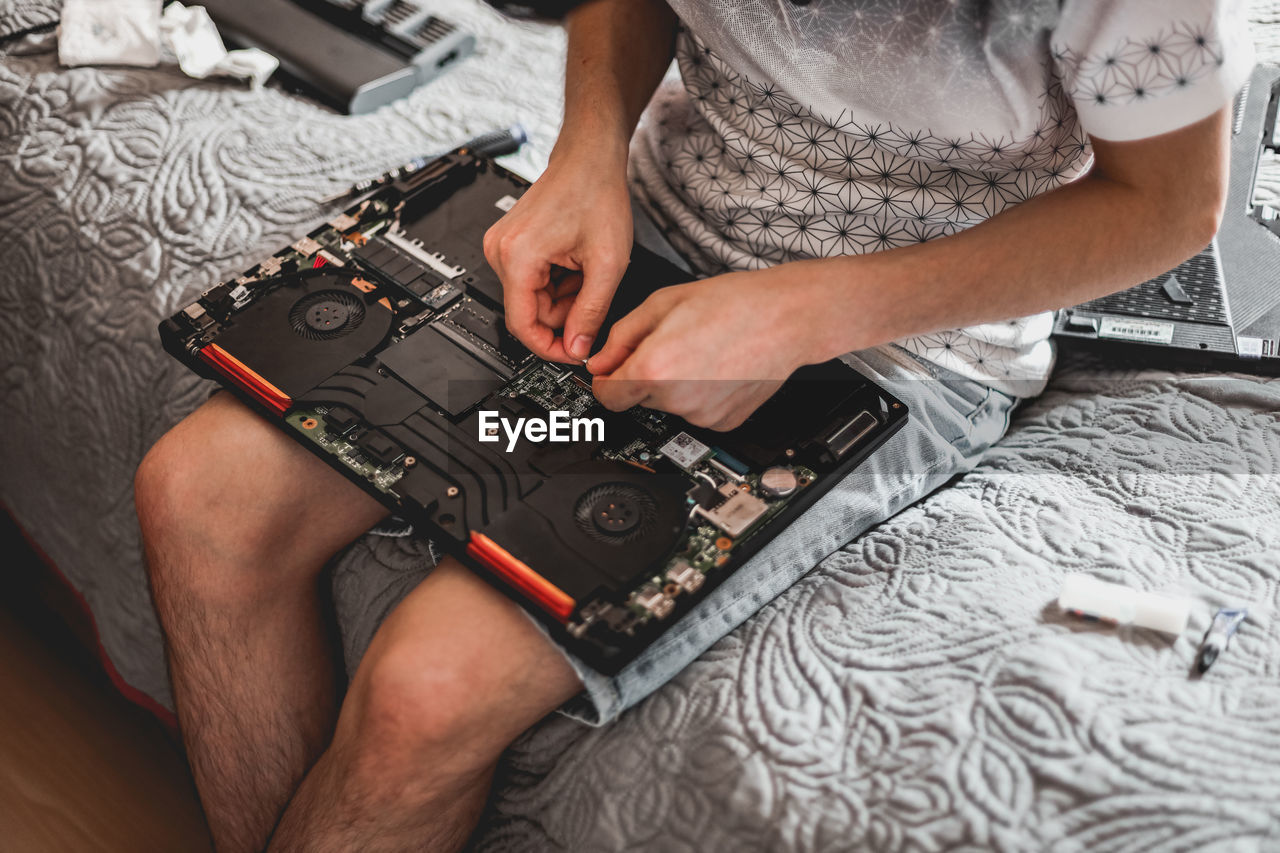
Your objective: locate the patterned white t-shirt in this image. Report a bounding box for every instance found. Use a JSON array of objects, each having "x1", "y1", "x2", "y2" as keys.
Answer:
[{"x1": 629, "y1": 0, "x2": 1254, "y2": 395}]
